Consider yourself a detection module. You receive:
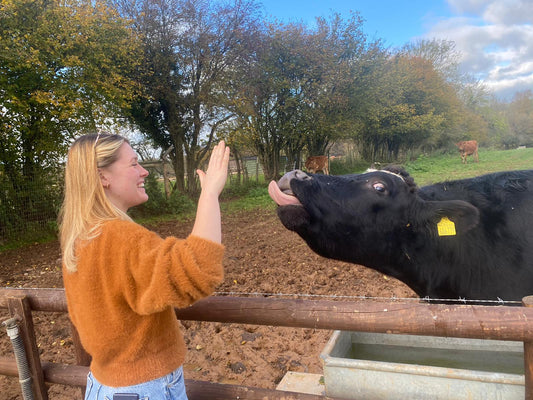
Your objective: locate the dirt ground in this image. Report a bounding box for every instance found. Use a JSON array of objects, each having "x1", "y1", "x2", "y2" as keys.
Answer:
[{"x1": 0, "y1": 207, "x2": 416, "y2": 399}]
